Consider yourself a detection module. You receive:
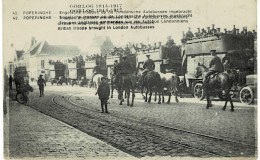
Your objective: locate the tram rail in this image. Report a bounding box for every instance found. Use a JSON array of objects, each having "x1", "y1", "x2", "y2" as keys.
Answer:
[{"x1": 49, "y1": 94, "x2": 256, "y2": 157}]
